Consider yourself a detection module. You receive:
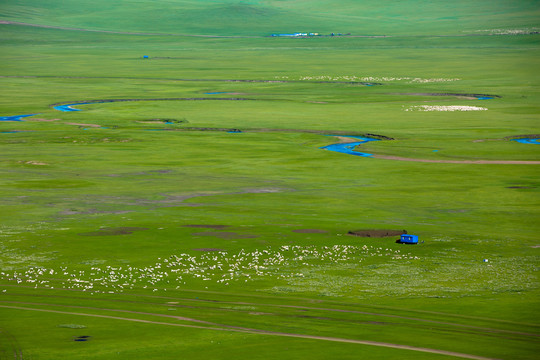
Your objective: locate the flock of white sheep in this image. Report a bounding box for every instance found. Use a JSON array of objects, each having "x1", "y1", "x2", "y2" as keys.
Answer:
[{"x1": 0, "y1": 245, "x2": 418, "y2": 294}]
